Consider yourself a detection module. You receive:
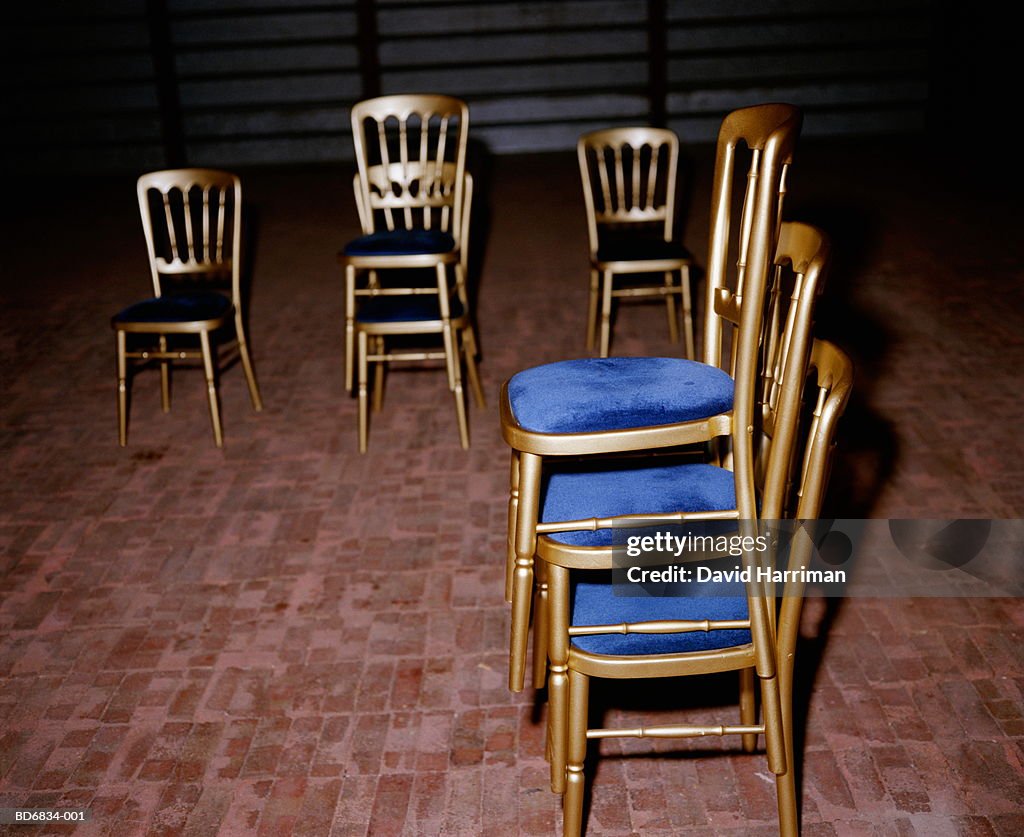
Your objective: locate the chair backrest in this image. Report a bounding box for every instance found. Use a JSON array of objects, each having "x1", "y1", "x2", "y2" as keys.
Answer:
[
  {"x1": 792, "y1": 339, "x2": 854, "y2": 521},
  {"x1": 577, "y1": 127, "x2": 679, "y2": 254},
  {"x1": 703, "y1": 104, "x2": 801, "y2": 373},
  {"x1": 350, "y1": 94, "x2": 469, "y2": 241},
  {"x1": 777, "y1": 338, "x2": 853, "y2": 672},
  {"x1": 753, "y1": 221, "x2": 829, "y2": 521},
  {"x1": 703, "y1": 104, "x2": 802, "y2": 524},
  {"x1": 136, "y1": 168, "x2": 242, "y2": 303}
]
